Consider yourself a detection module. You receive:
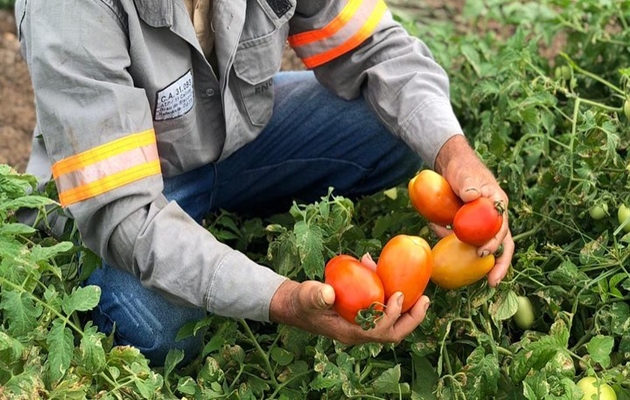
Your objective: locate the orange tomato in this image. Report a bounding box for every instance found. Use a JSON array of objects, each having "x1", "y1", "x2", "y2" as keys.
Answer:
[
  {"x1": 431, "y1": 233, "x2": 495, "y2": 290},
  {"x1": 408, "y1": 170, "x2": 463, "y2": 226},
  {"x1": 376, "y1": 235, "x2": 433, "y2": 313}
]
